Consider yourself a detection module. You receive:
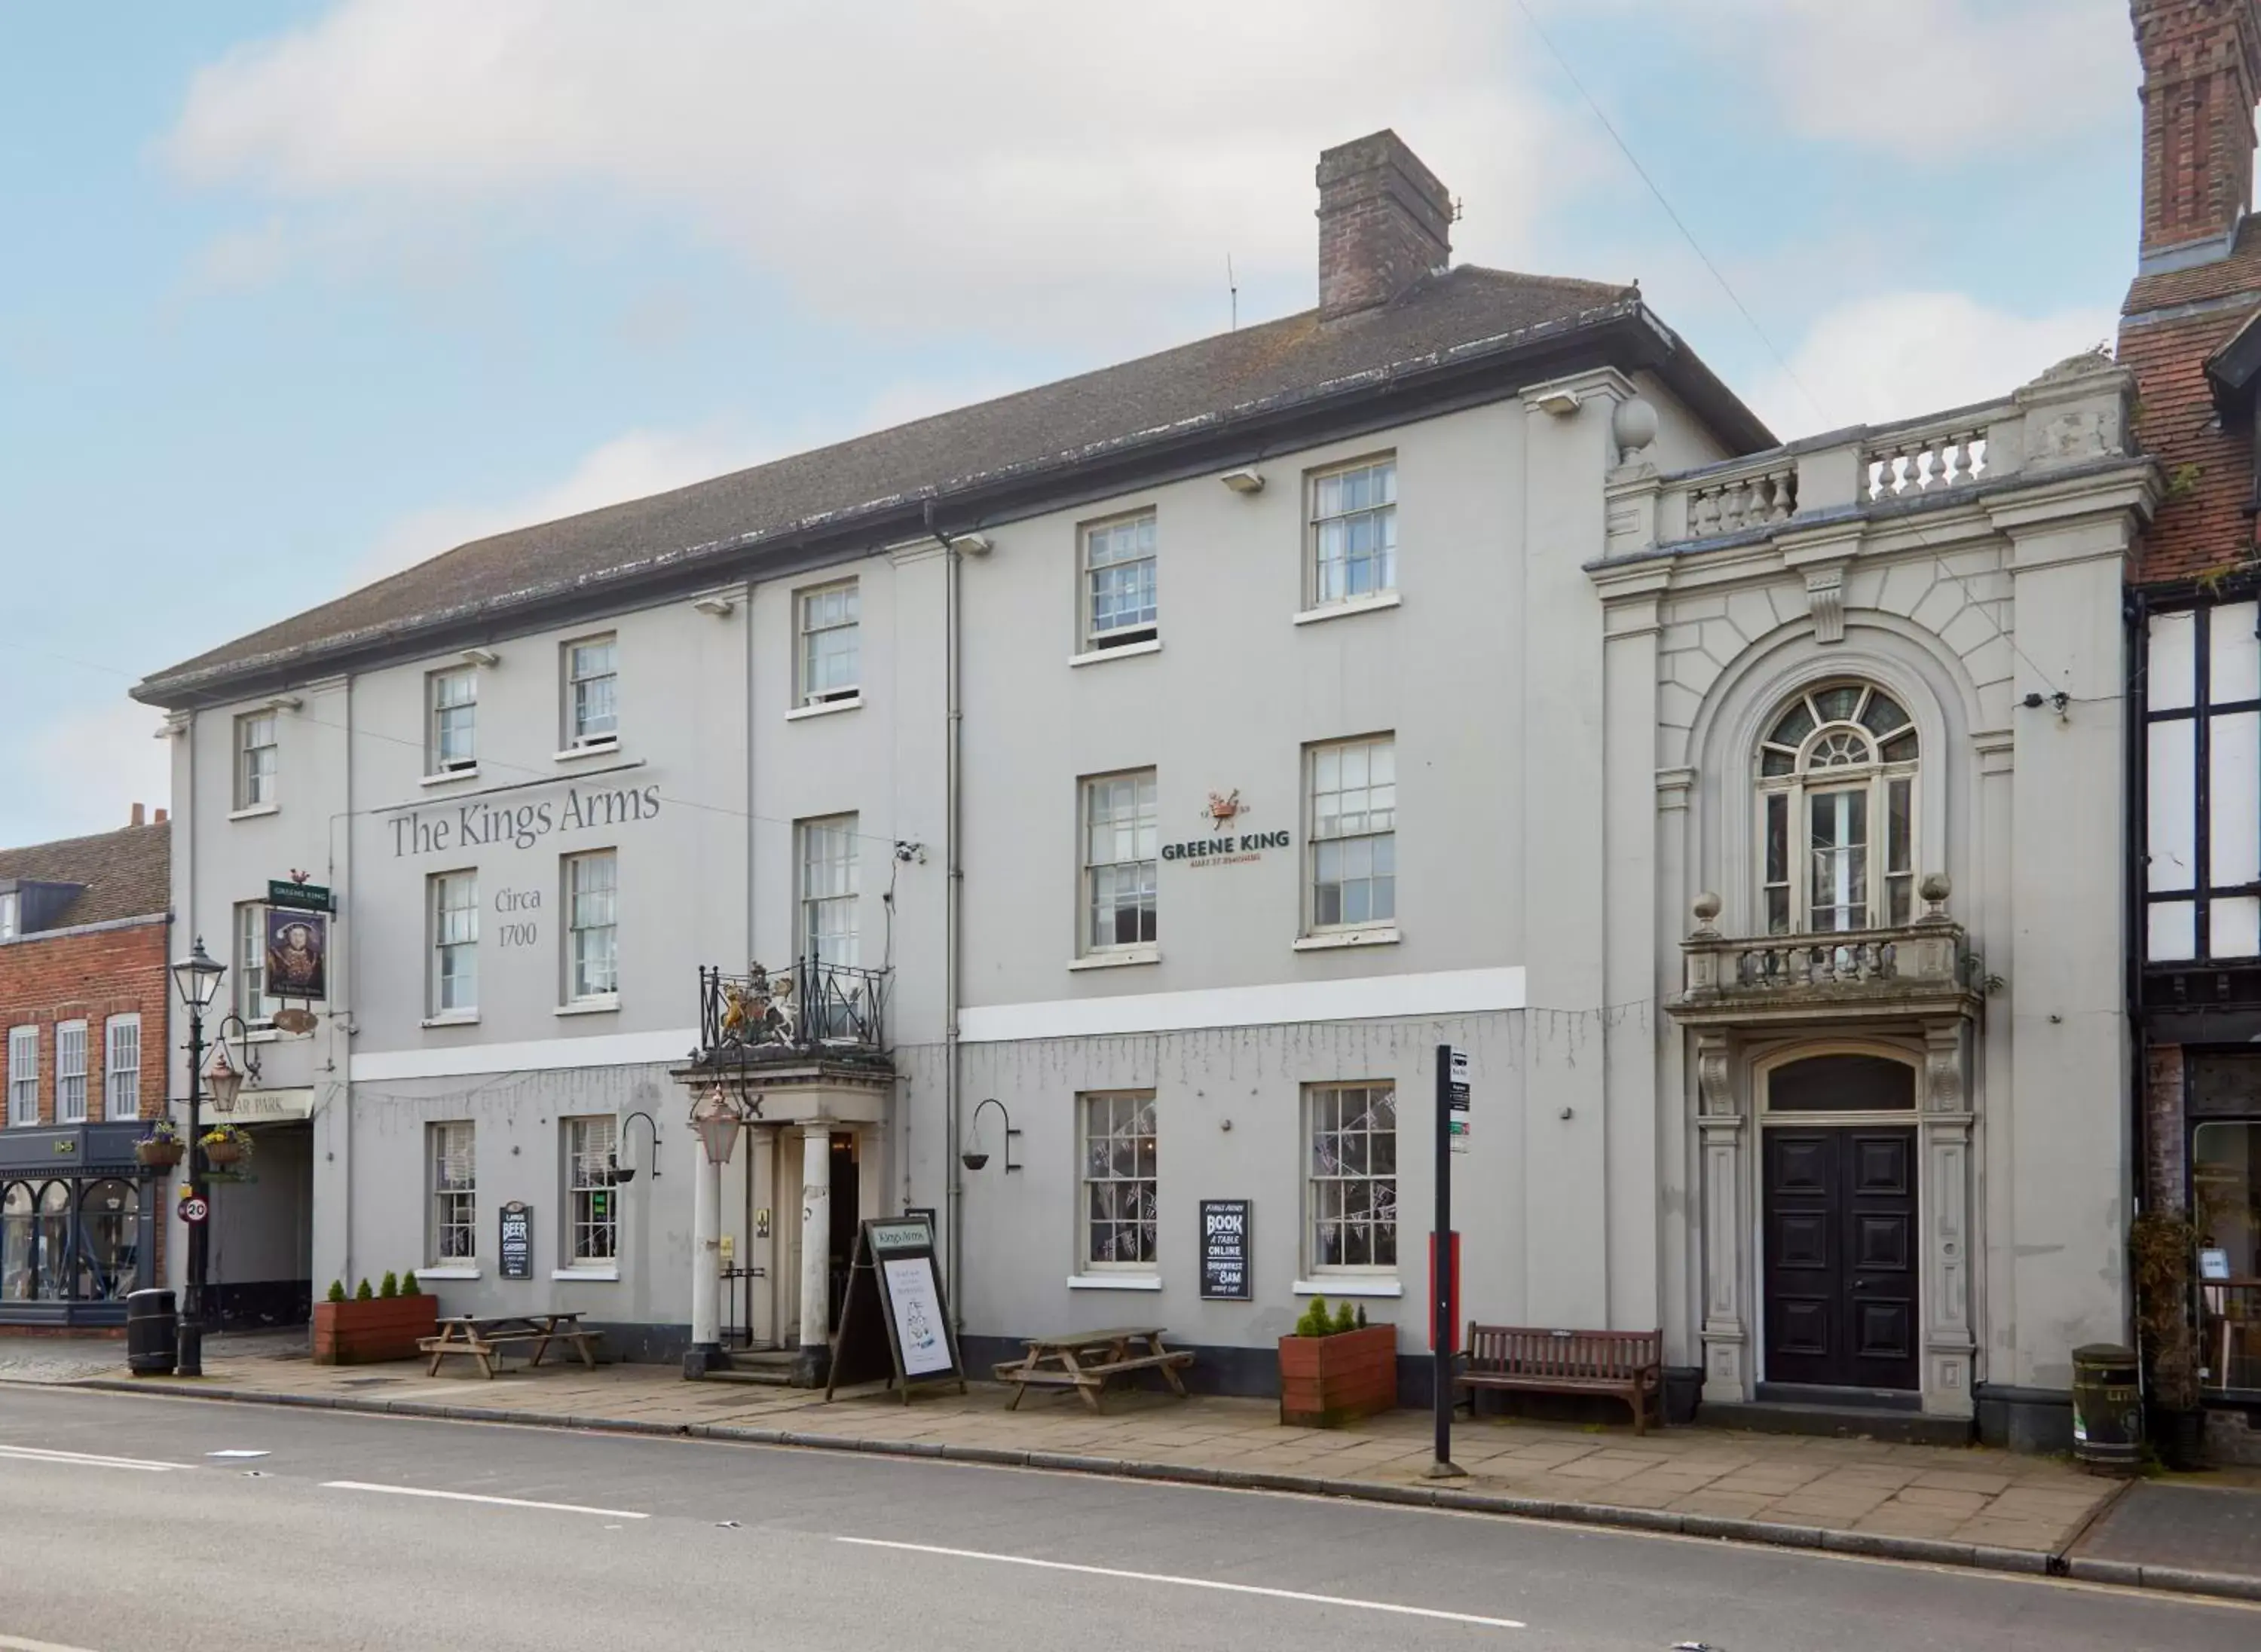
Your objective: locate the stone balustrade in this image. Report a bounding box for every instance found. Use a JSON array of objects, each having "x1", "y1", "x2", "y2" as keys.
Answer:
[
  {"x1": 1672, "y1": 881, "x2": 1984, "y2": 1025},
  {"x1": 1602, "y1": 349, "x2": 2136, "y2": 561}
]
